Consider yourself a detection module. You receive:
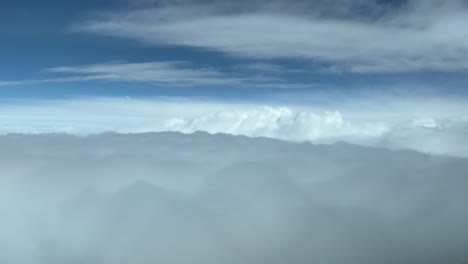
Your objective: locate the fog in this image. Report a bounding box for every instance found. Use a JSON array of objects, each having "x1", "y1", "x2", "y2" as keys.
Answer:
[{"x1": 1, "y1": 132, "x2": 467, "y2": 264}]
